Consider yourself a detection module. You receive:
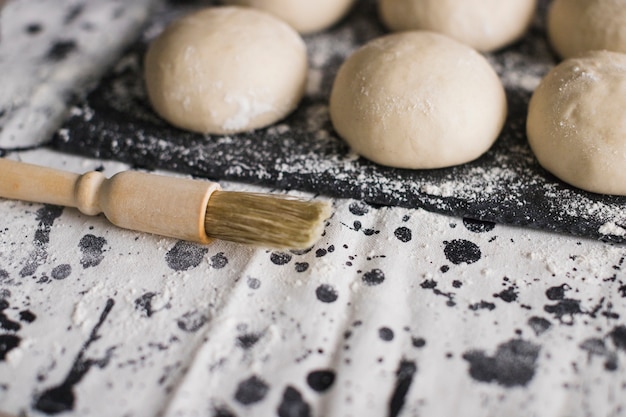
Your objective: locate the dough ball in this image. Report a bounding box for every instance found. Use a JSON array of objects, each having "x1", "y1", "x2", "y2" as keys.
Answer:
[
  {"x1": 221, "y1": 0, "x2": 355, "y2": 34},
  {"x1": 378, "y1": 0, "x2": 537, "y2": 52},
  {"x1": 548, "y1": 0, "x2": 626, "y2": 59},
  {"x1": 527, "y1": 51, "x2": 626, "y2": 196},
  {"x1": 144, "y1": 7, "x2": 307, "y2": 135},
  {"x1": 329, "y1": 31, "x2": 507, "y2": 169}
]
